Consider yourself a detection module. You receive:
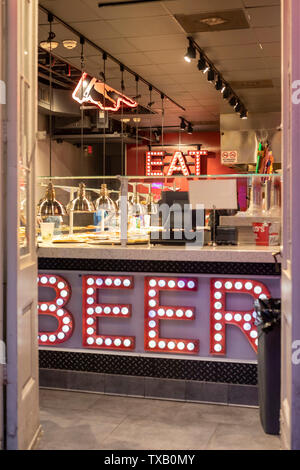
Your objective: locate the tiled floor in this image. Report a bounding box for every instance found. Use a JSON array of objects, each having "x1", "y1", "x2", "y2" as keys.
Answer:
[{"x1": 35, "y1": 389, "x2": 281, "y2": 451}]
